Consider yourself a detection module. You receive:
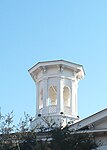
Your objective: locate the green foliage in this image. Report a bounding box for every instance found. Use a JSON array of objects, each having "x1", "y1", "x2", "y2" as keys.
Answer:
[
  {"x1": 0, "y1": 110, "x2": 98, "y2": 150},
  {"x1": 16, "y1": 131, "x2": 37, "y2": 150},
  {"x1": 50, "y1": 126, "x2": 97, "y2": 150},
  {"x1": 0, "y1": 111, "x2": 37, "y2": 150},
  {"x1": 17, "y1": 112, "x2": 31, "y2": 132},
  {"x1": 0, "y1": 111, "x2": 15, "y2": 134}
]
